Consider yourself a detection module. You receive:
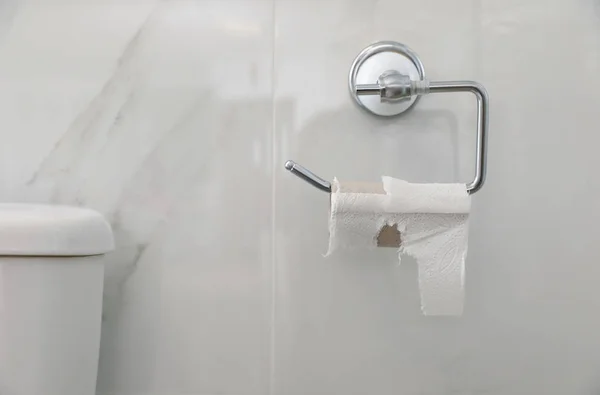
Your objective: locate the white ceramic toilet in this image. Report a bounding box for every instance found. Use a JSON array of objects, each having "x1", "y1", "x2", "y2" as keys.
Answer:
[{"x1": 0, "y1": 204, "x2": 114, "y2": 395}]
